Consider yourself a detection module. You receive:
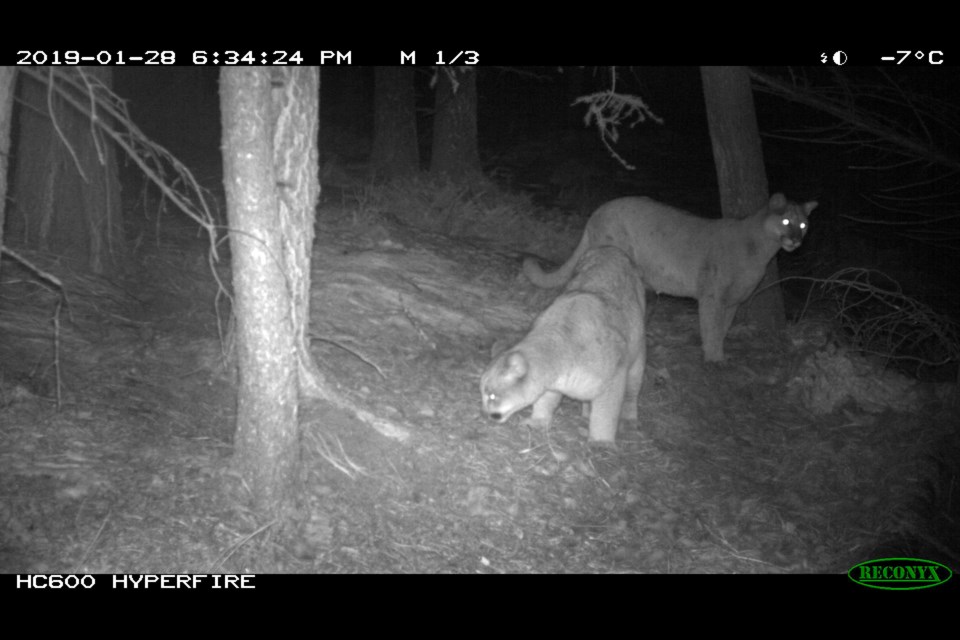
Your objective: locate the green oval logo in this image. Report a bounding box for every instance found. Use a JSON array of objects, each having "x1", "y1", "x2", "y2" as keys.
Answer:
[{"x1": 848, "y1": 557, "x2": 953, "y2": 590}]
